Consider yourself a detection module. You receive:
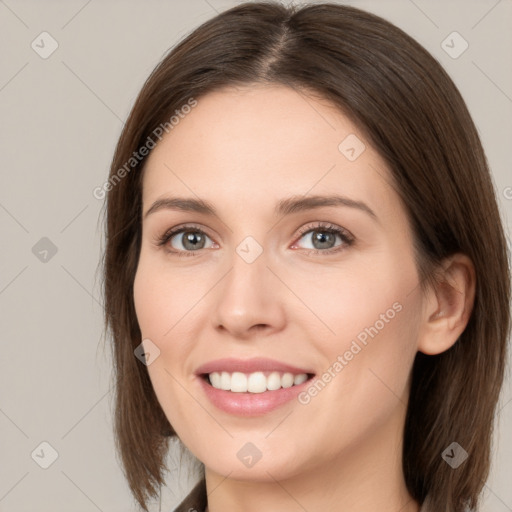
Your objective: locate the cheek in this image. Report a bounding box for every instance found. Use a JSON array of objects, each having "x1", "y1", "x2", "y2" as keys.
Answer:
[
  {"x1": 133, "y1": 254, "x2": 209, "y2": 411},
  {"x1": 296, "y1": 247, "x2": 421, "y2": 407},
  {"x1": 133, "y1": 252, "x2": 205, "y2": 341},
  {"x1": 323, "y1": 284, "x2": 419, "y2": 401},
  {"x1": 290, "y1": 295, "x2": 420, "y2": 464},
  {"x1": 133, "y1": 261, "x2": 201, "y2": 438},
  {"x1": 290, "y1": 247, "x2": 419, "y2": 348}
]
